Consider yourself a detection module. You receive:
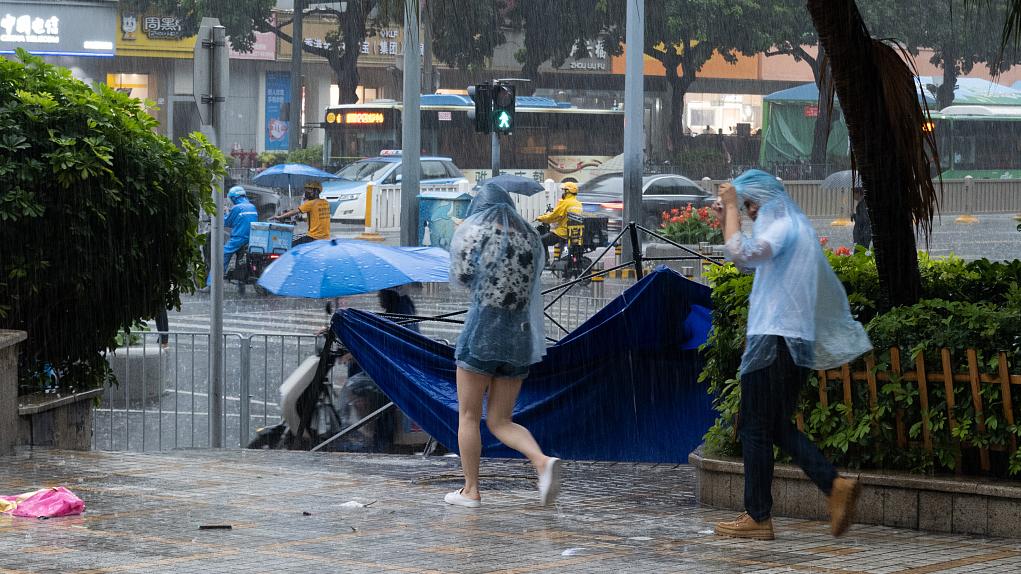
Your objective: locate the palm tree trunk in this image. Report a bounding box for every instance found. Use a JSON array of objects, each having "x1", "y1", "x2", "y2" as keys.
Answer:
[{"x1": 807, "y1": 0, "x2": 923, "y2": 308}]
